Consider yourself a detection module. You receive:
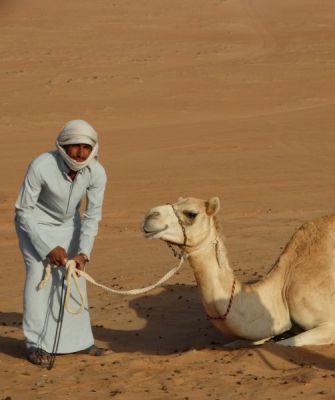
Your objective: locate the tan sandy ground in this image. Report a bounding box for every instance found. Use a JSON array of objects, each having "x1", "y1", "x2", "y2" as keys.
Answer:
[{"x1": 1, "y1": 0, "x2": 335, "y2": 398}]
